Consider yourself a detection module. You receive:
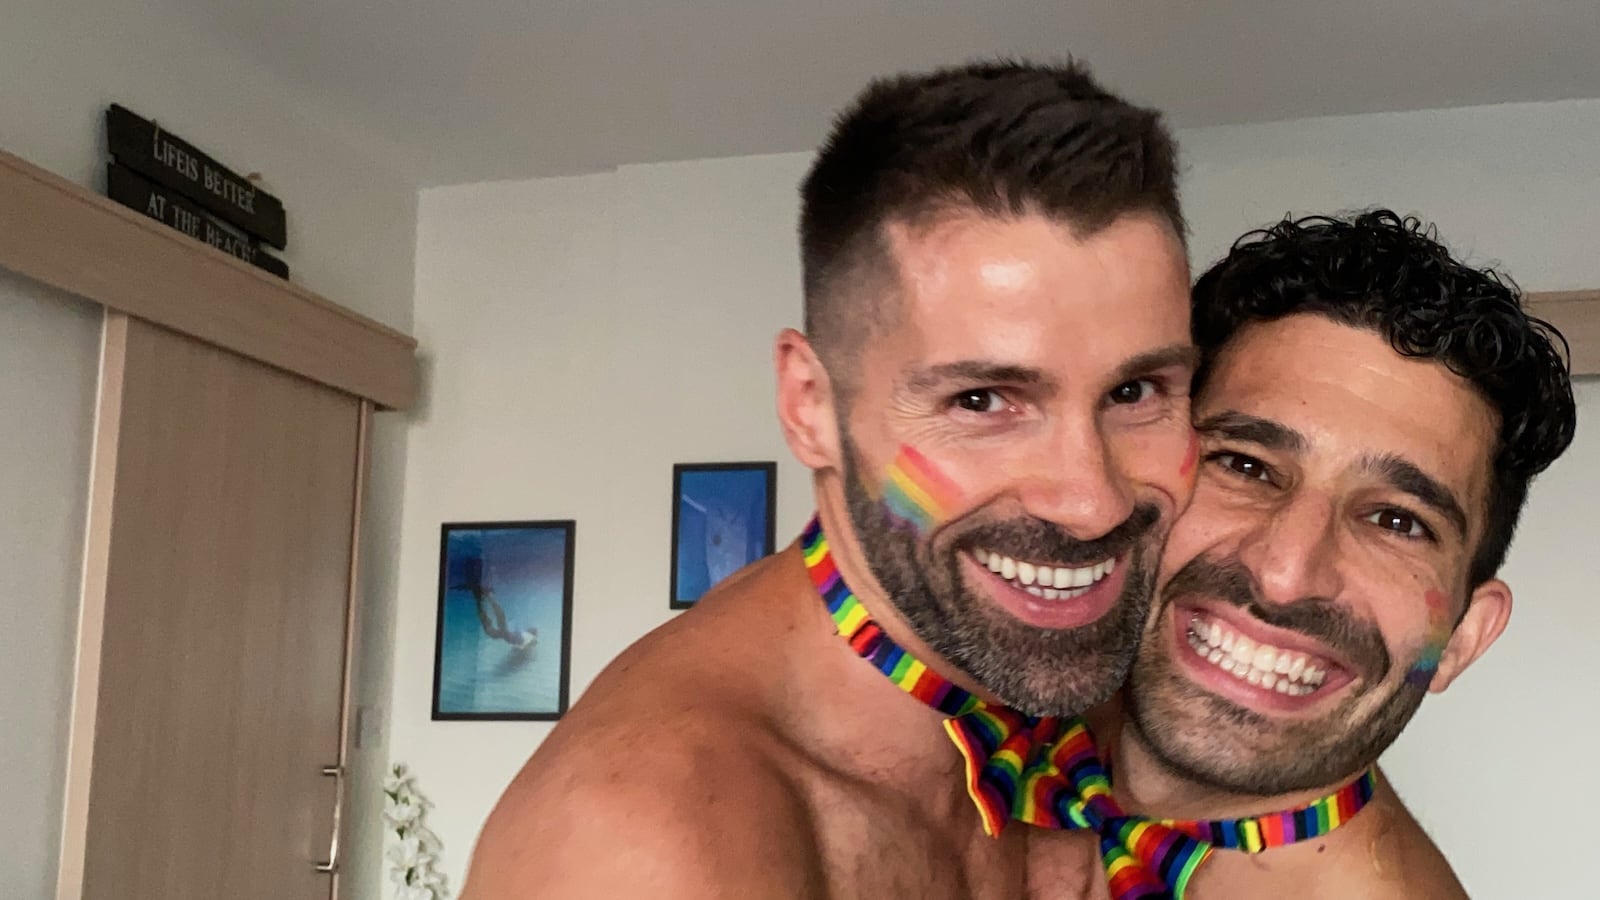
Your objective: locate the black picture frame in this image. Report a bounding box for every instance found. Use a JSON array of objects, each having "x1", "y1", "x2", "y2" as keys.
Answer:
[
  {"x1": 669, "y1": 462, "x2": 778, "y2": 609},
  {"x1": 431, "y1": 520, "x2": 575, "y2": 721}
]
